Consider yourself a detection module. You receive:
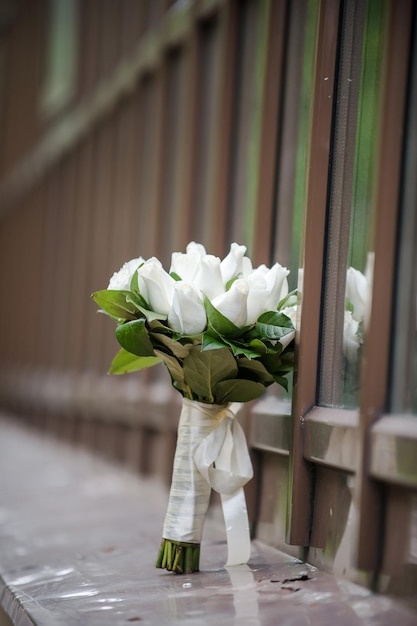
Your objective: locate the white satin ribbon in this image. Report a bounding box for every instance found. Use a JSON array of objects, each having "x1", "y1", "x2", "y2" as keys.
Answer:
[{"x1": 194, "y1": 403, "x2": 253, "y2": 566}]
